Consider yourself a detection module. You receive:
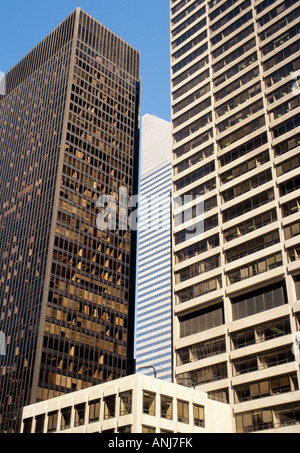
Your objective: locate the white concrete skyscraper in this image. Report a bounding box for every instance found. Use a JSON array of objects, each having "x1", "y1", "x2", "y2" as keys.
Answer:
[
  {"x1": 170, "y1": 0, "x2": 300, "y2": 433},
  {"x1": 136, "y1": 114, "x2": 173, "y2": 381}
]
